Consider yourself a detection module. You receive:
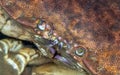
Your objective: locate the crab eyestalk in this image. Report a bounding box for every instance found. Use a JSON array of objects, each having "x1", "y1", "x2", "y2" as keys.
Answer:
[{"x1": 0, "y1": 39, "x2": 39, "y2": 75}]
